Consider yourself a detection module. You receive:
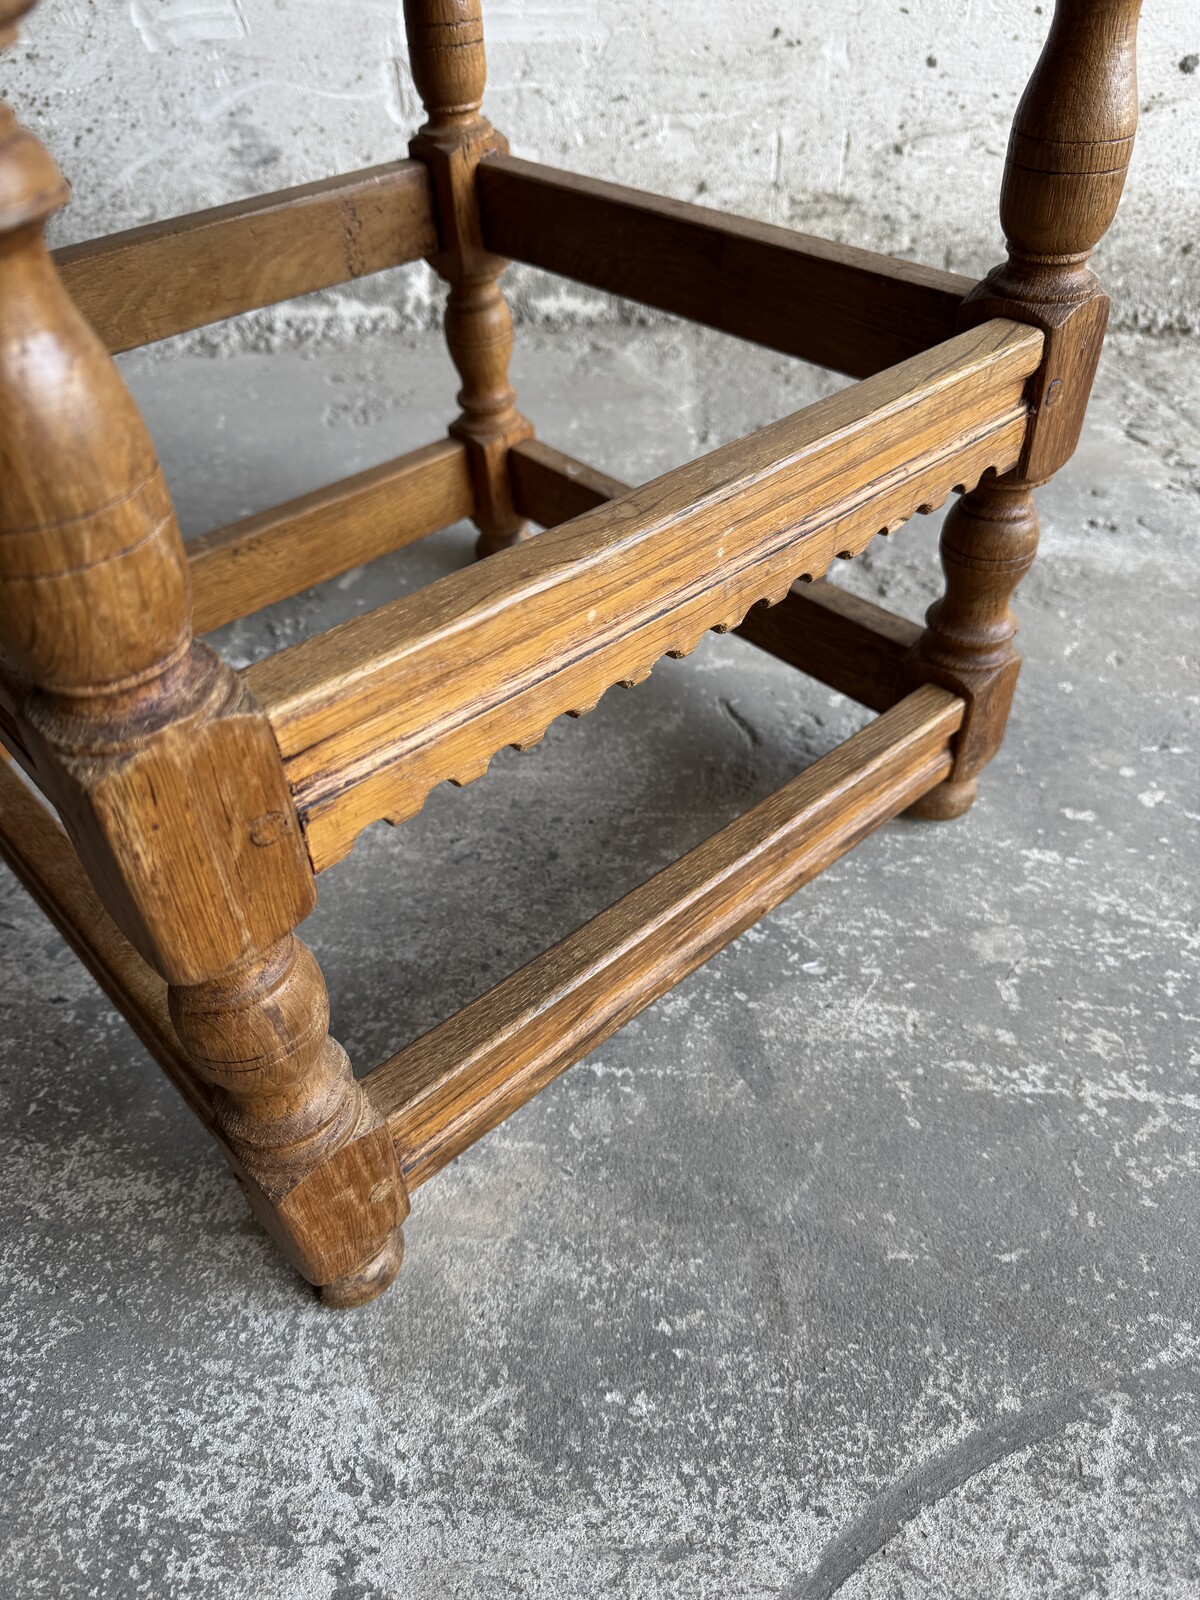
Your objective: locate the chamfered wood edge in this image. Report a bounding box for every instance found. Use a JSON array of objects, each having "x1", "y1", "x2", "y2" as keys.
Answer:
[
  {"x1": 244, "y1": 319, "x2": 1039, "y2": 869},
  {"x1": 53, "y1": 159, "x2": 439, "y2": 354},
  {"x1": 0, "y1": 756, "x2": 210, "y2": 1125},
  {"x1": 366, "y1": 684, "x2": 963, "y2": 1187},
  {"x1": 188, "y1": 437, "x2": 476, "y2": 635},
  {"x1": 478, "y1": 155, "x2": 978, "y2": 379},
  {"x1": 509, "y1": 437, "x2": 923, "y2": 713}
]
